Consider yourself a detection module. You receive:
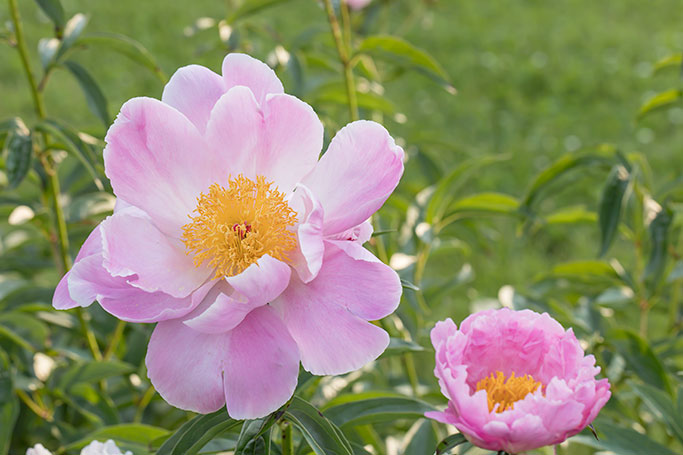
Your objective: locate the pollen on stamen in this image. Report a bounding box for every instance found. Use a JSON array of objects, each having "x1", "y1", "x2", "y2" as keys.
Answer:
[
  {"x1": 475, "y1": 371, "x2": 543, "y2": 413},
  {"x1": 181, "y1": 175, "x2": 298, "y2": 278}
]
